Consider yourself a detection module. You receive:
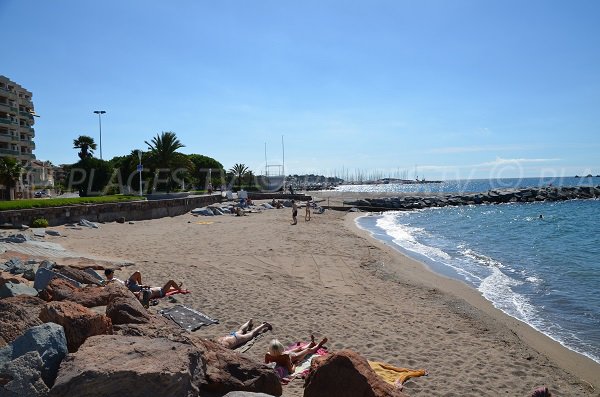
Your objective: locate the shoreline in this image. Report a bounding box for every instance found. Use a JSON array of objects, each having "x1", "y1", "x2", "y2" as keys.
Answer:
[{"x1": 347, "y1": 212, "x2": 600, "y2": 390}]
